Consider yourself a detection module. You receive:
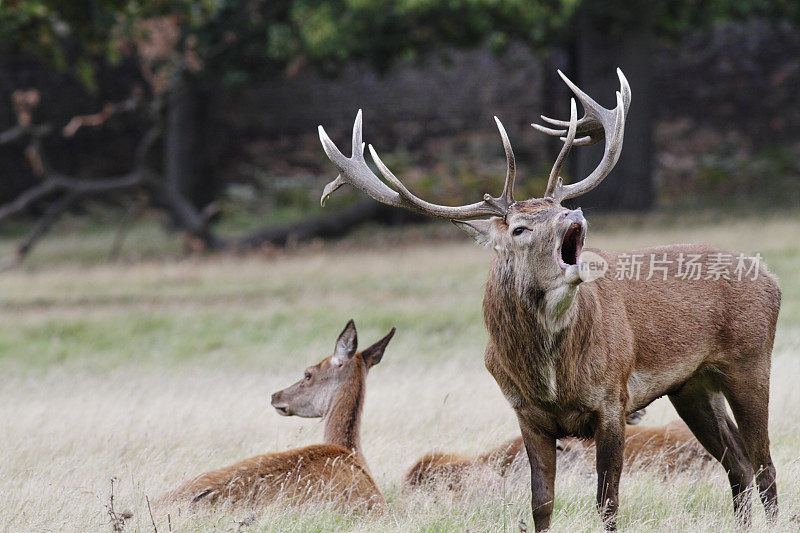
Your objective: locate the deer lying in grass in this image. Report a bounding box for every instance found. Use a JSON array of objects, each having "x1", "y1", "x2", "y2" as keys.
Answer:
[
  {"x1": 318, "y1": 69, "x2": 781, "y2": 530},
  {"x1": 161, "y1": 320, "x2": 394, "y2": 512},
  {"x1": 406, "y1": 419, "x2": 713, "y2": 494}
]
